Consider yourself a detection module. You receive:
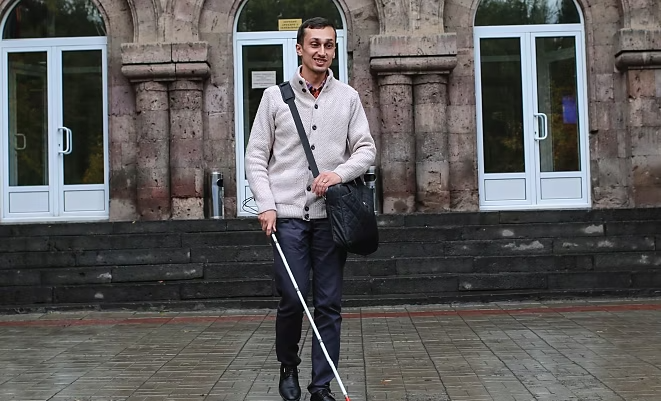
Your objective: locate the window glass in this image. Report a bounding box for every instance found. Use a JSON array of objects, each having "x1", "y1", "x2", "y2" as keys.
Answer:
[
  {"x1": 3, "y1": 0, "x2": 106, "y2": 39},
  {"x1": 475, "y1": 0, "x2": 580, "y2": 26},
  {"x1": 237, "y1": 0, "x2": 343, "y2": 32}
]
